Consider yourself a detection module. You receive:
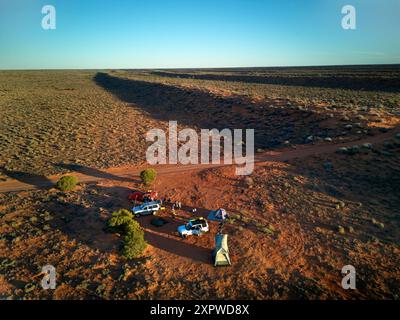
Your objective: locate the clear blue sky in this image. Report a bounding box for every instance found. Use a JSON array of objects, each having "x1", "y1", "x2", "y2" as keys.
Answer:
[{"x1": 0, "y1": 0, "x2": 399, "y2": 69}]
